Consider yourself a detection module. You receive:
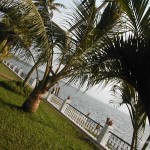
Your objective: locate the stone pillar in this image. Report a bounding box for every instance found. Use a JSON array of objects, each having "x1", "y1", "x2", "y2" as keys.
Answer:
[
  {"x1": 6, "y1": 61, "x2": 10, "y2": 66},
  {"x1": 30, "y1": 78, "x2": 37, "y2": 88},
  {"x1": 59, "y1": 96, "x2": 71, "y2": 114},
  {"x1": 12, "y1": 65, "x2": 17, "y2": 72},
  {"x1": 97, "y1": 118, "x2": 113, "y2": 147},
  {"x1": 18, "y1": 68, "x2": 22, "y2": 76},
  {"x1": 8, "y1": 62, "x2": 12, "y2": 68}
]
